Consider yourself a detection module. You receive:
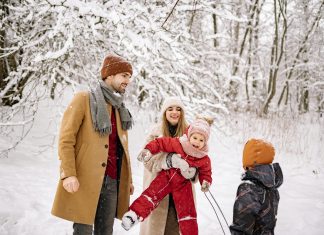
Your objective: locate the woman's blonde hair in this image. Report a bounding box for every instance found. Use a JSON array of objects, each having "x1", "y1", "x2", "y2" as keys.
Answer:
[{"x1": 161, "y1": 108, "x2": 188, "y2": 137}]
